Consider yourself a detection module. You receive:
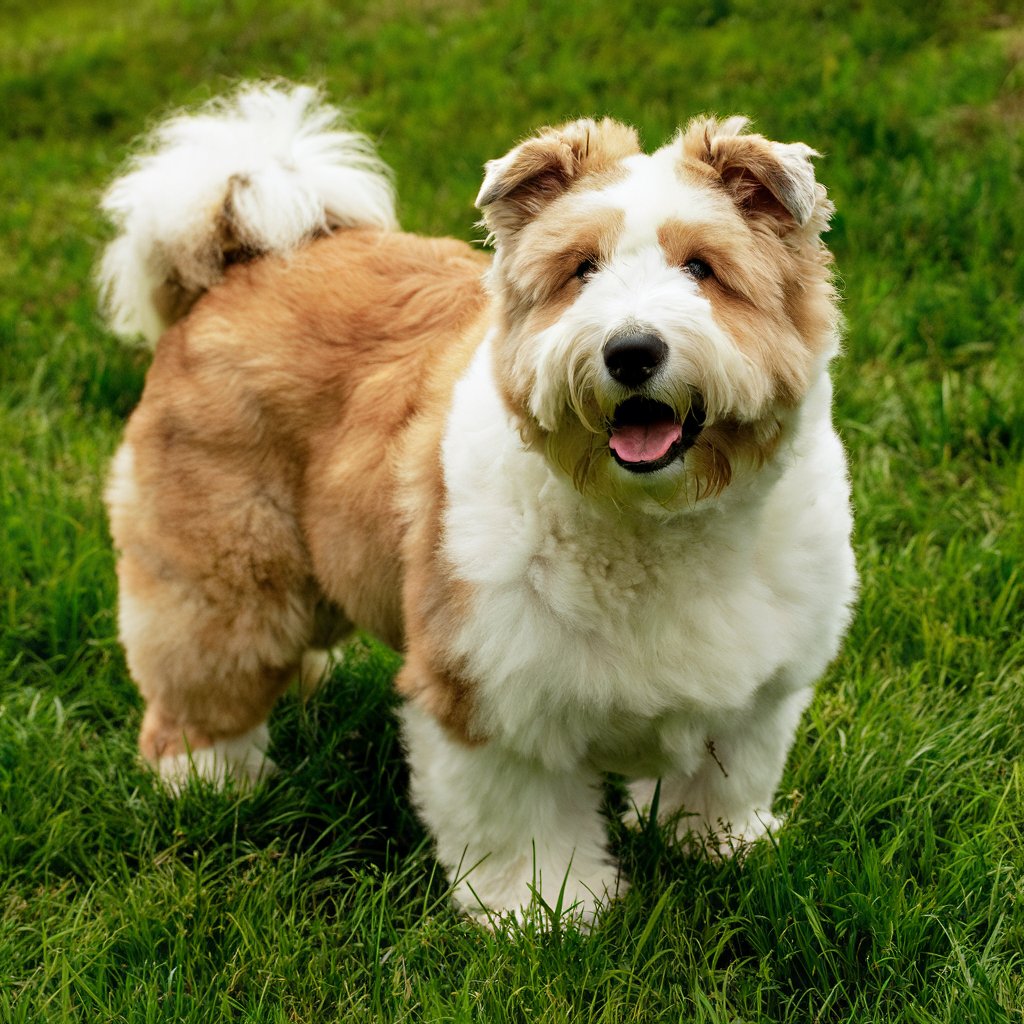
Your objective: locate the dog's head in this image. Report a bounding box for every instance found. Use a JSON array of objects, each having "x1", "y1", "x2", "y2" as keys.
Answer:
[{"x1": 476, "y1": 115, "x2": 839, "y2": 510}]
